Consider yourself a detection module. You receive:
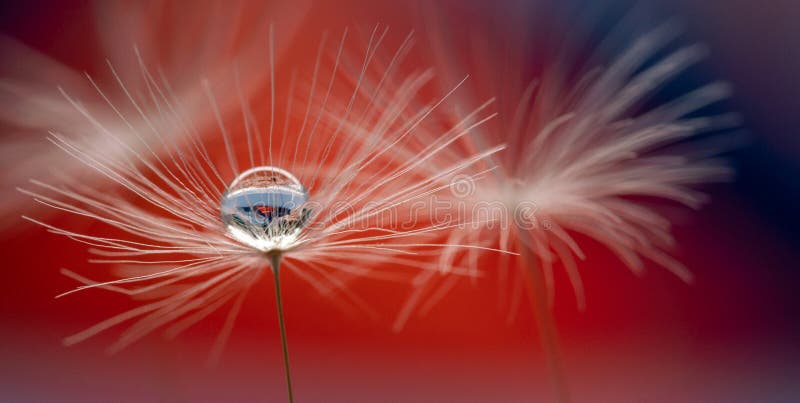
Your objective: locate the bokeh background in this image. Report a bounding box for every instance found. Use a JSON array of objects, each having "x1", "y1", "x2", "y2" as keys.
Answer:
[{"x1": 1, "y1": 0, "x2": 798, "y2": 401}]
